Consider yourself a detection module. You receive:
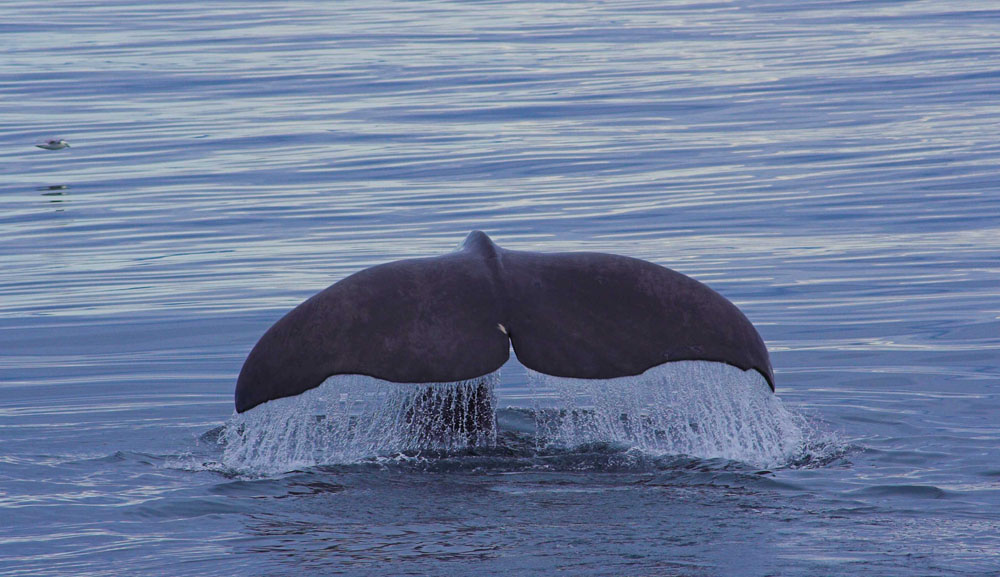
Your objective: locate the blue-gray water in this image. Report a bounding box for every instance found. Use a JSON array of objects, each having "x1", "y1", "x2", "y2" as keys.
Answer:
[{"x1": 3, "y1": 0, "x2": 1000, "y2": 575}]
